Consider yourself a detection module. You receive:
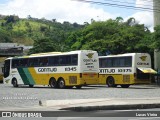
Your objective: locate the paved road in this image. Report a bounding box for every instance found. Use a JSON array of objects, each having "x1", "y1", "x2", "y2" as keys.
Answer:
[{"x1": 0, "y1": 84, "x2": 160, "y2": 108}]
